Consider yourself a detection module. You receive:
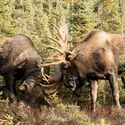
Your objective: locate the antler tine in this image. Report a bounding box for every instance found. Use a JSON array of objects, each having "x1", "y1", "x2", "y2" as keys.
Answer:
[
  {"x1": 53, "y1": 33, "x2": 67, "y2": 53},
  {"x1": 42, "y1": 44, "x2": 63, "y2": 54},
  {"x1": 52, "y1": 24, "x2": 66, "y2": 46},
  {"x1": 53, "y1": 33, "x2": 65, "y2": 46},
  {"x1": 40, "y1": 60, "x2": 64, "y2": 67},
  {"x1": 42, "y1": 84, "x2": 60, "y2": 94},
  {"x1": 64, "y1": 32, "x2": 68, "y2": 45},
  {"x1": 45, "y1": 23, "x2": 68, "y2": 54},
  {"x1": 62, "y1": 32, "x2": 68, "y2": 51},
  {"x1": 52, "y1": 24, "x2": 64, "y2": 41},
  {"x1": 46, "y1": 36, "x2": 63, "y2": 48},
  {"x1": 43, "y1": 55, "x2": 64, "y2": 61},
  {"x1": 41, "y1": 67, "x2": 49, "y2": 83},
  {"x1": 44, "y1": 74, "x2": 52, "y2": 79},
  {"x1": 40, "y1": 22, "x2": 69, "y2": 71},
  {"x1": 58, "y1": 23, "x2": 68, "y2": 52}
]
